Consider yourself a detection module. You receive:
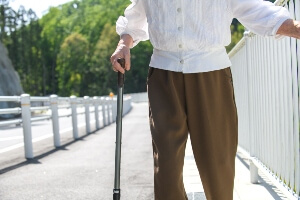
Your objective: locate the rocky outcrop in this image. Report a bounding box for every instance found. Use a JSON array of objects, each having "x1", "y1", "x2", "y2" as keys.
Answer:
[{"x1": 0, "y1": 41, "x2": 24, "y2": 117}]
